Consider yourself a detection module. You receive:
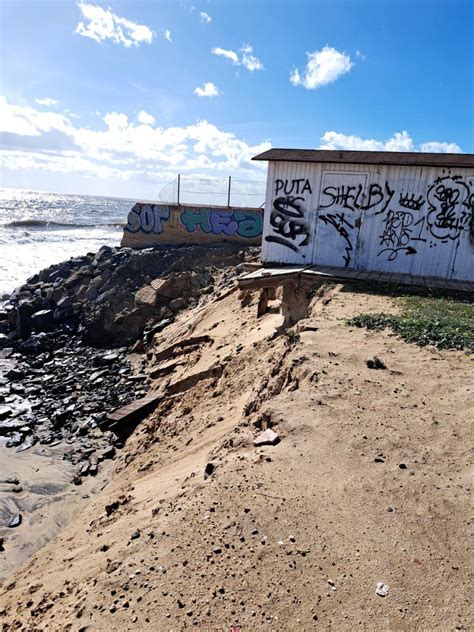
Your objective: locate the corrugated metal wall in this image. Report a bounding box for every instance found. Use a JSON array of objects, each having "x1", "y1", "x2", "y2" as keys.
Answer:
[{"x1": 262, "y1": 161, "x2": 474, "y2": 280}]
